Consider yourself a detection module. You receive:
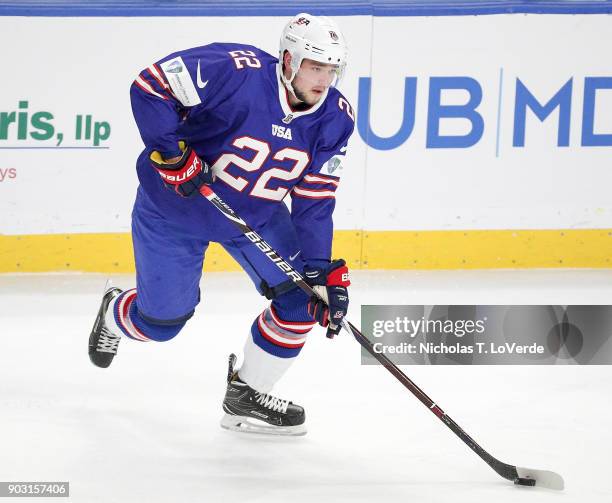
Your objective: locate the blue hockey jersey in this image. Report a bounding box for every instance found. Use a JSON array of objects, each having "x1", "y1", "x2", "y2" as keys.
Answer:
[{"x1": 130, "y1": 42, "x2": 355, "y2": 263}]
